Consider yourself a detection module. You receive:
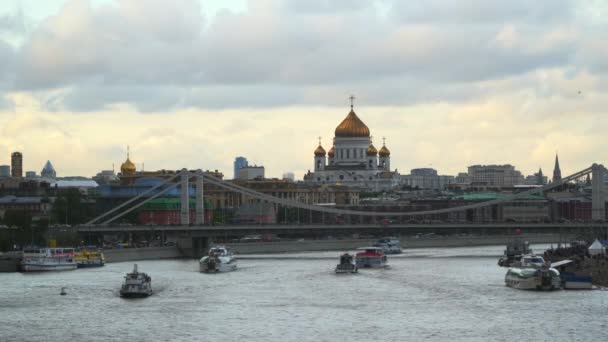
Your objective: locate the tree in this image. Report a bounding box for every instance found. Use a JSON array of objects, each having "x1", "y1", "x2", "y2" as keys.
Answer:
[{"x1": 51, "y1": 189, "x2": 95, "y2": 225}]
